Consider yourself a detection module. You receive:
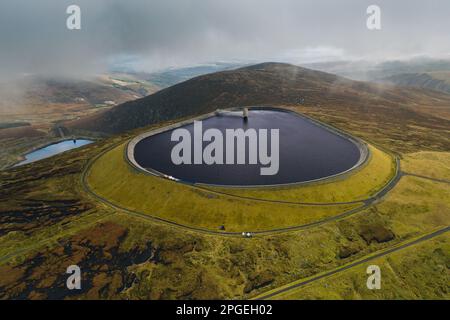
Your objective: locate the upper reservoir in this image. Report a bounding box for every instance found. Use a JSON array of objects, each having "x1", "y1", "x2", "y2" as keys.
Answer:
[
  {"x1": 131, "y1": 108, "x2": 366, "y2": 186},
  {"x1": 15, "y1": 139, "x2": 93, "y2": 167}
]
